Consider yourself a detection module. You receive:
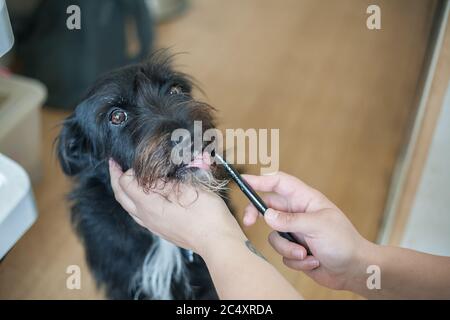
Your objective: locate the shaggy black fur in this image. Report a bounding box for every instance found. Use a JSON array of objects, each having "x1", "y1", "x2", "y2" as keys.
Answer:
[{"x1": 57, "y1": 52, "x2": 228, "y2": 299}]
